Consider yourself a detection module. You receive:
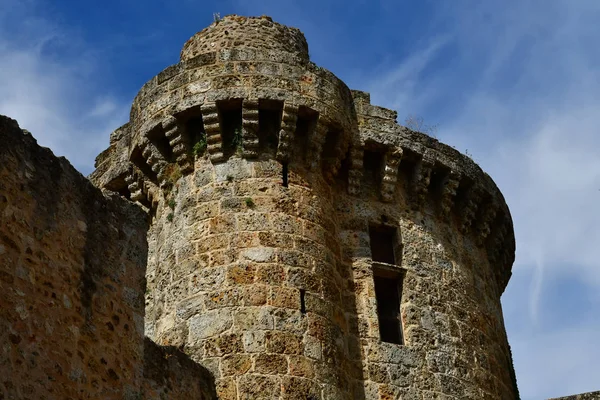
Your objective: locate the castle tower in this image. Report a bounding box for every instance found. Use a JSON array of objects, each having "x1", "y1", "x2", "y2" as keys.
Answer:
[{"x1": 92, "y1": 15, "x2": 518, "y2": 400}]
